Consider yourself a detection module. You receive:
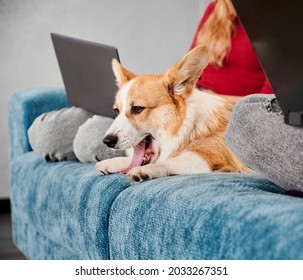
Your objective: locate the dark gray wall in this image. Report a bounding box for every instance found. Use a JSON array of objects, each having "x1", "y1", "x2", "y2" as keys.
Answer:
[{"x1": 0, "y1": 0, "x2": 208, "y2": 197}]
